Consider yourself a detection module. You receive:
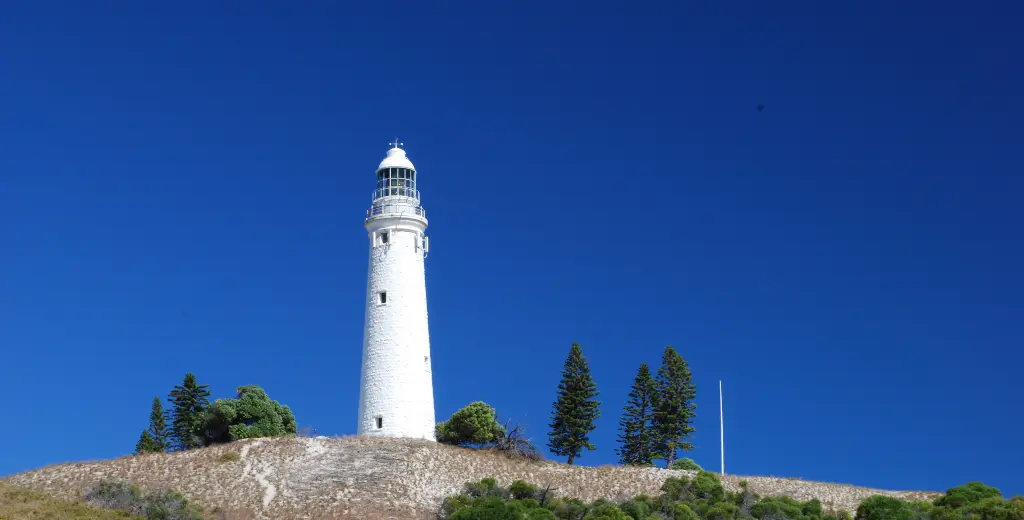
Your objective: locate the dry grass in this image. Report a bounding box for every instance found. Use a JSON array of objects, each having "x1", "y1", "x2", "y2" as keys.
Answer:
[
  {"x1": 1, "y1": 436, "x2": 942, "y2": 520},
  {"x1": 217, "y1": 451, "x2": 241, "y2": 463},
  {"x1": 0, "y1": 482, "x2": 141, "y2": 519}
]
